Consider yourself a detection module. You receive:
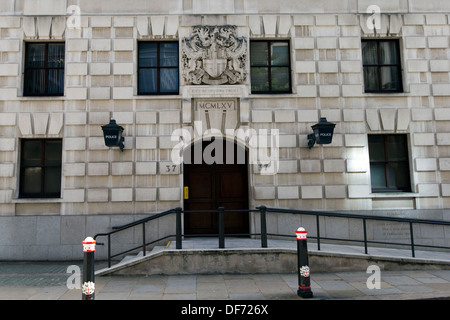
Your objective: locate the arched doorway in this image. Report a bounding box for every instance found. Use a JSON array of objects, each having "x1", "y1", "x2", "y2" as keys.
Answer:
[{"x1": 183, "y1": 137, "x2": 249, "y2": 235}]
